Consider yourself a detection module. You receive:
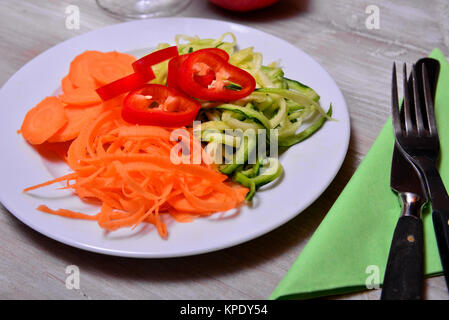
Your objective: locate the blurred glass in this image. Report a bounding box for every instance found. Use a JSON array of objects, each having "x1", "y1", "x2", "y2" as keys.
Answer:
[{"x1": 96, "y1": 0, "x2": 192, "y2": 19}]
